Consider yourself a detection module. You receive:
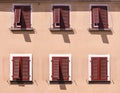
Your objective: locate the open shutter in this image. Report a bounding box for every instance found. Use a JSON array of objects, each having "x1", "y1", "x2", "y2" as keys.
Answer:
[
  {"x1": 22, "y1": 6, "x2": 31, "y2": 28},
  {"x1": 13, "y1": 57, "x2": 20, "y2": 80},
  {"x1": 99, "y1": 6, "x2": 108, "y2": 29},
  {"x1": 53, "y1": 8, "x2": 60, "y2": 28},
  {"x1": 61, "y1": 6, "x2": 69, "y2": 29},
  {"x1": 21, "y1": 57, "x2": 30, "y2": 81},
  {"x1": 91, "y1": 57, "x2": 100, "y2": 81},
  {"x1": 52, "y1": 57, "x2": 60, "y2": 81},
  {"x1": 92, "y1": 7, "x2": 99, "y2": 28},
  {"x1": 100, "y1": 57, "x2": 107, "y2": 80},
  {"x1": 14, "y1": 7, "x2": 21, "y2": 28},
  {"x1": 61, "y1": 57, "x2": 69, "y2": 81}
]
